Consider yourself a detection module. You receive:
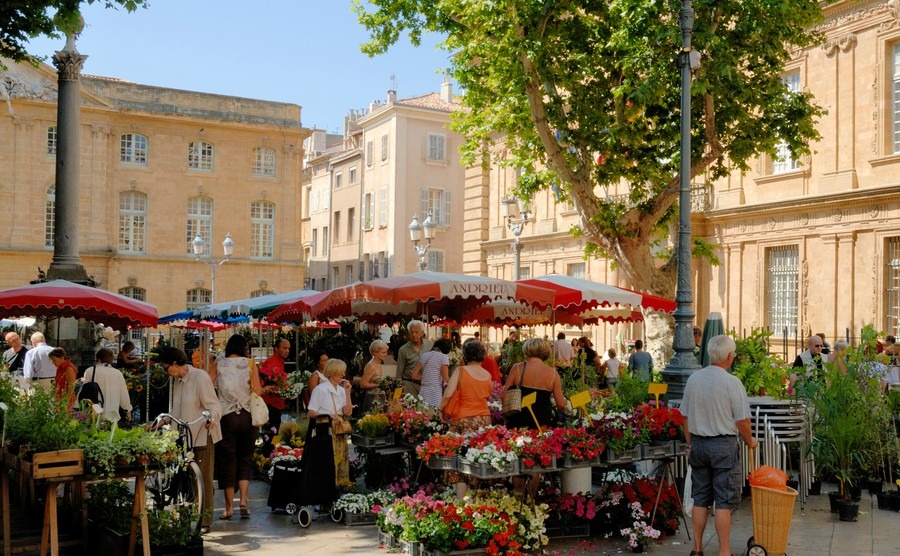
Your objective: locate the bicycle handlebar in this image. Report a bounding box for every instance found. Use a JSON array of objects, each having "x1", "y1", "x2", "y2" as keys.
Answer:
[{"x1": 150, "y1": 410, "x2": 212, "y2": 431}]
